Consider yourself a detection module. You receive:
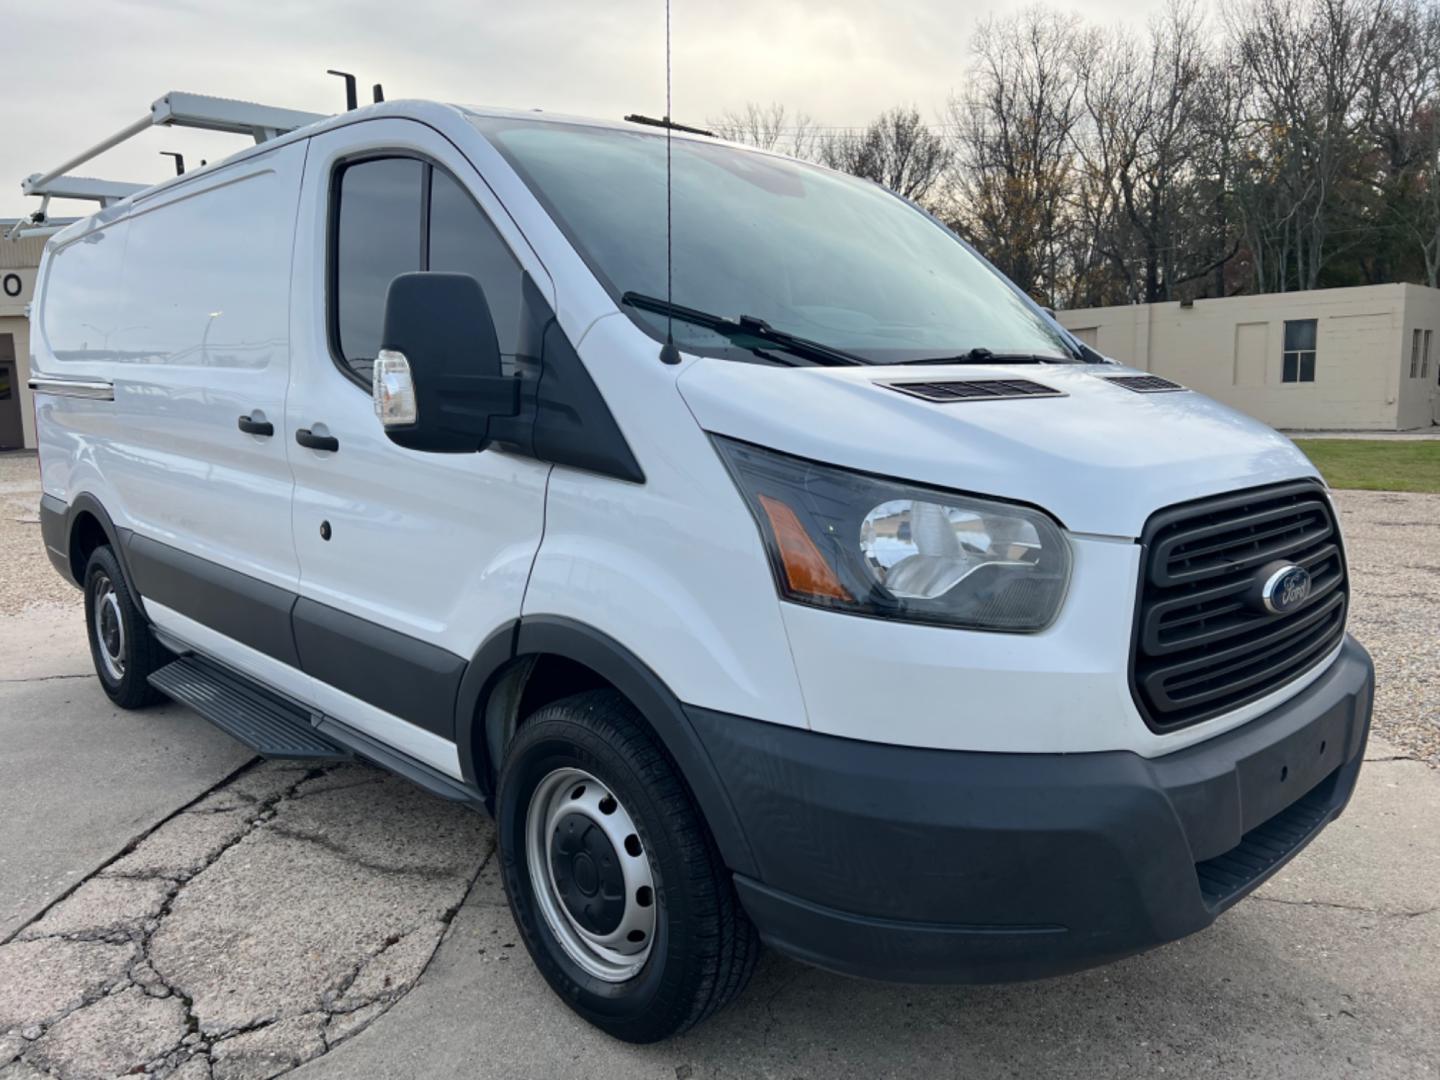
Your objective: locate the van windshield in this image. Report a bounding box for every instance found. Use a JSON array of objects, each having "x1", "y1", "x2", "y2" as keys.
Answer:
[{"x1": 469, "y1": 115, "x2": 1081, "y2": 366}]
